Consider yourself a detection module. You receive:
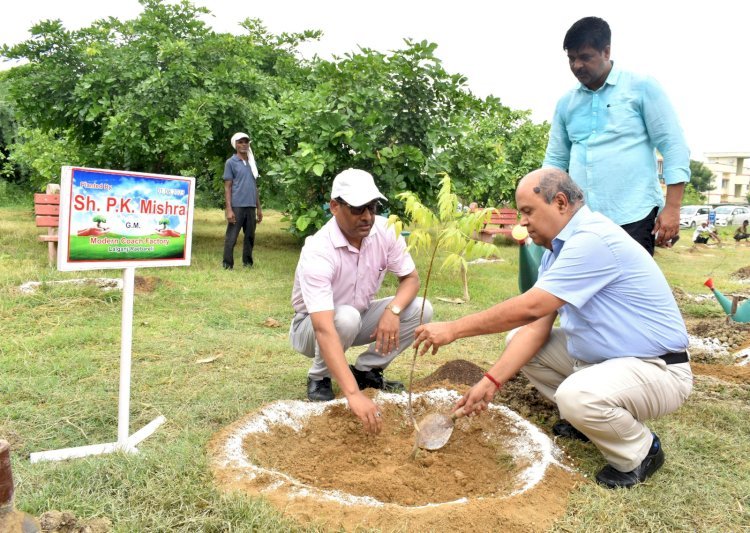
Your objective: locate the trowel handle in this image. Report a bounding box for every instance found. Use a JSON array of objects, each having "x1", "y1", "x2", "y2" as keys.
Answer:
[
  {"x1": 450, "y1": 406, "x2": 467, "y2": 421},
  {"x1": 450, "y1": 400, "x2": 487, "y2": 421}
]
